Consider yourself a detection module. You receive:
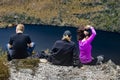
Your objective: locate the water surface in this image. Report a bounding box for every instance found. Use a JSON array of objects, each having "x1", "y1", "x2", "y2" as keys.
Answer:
[{"x1": 0, "y1": 24, "x2": 120, "y2": 64}]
